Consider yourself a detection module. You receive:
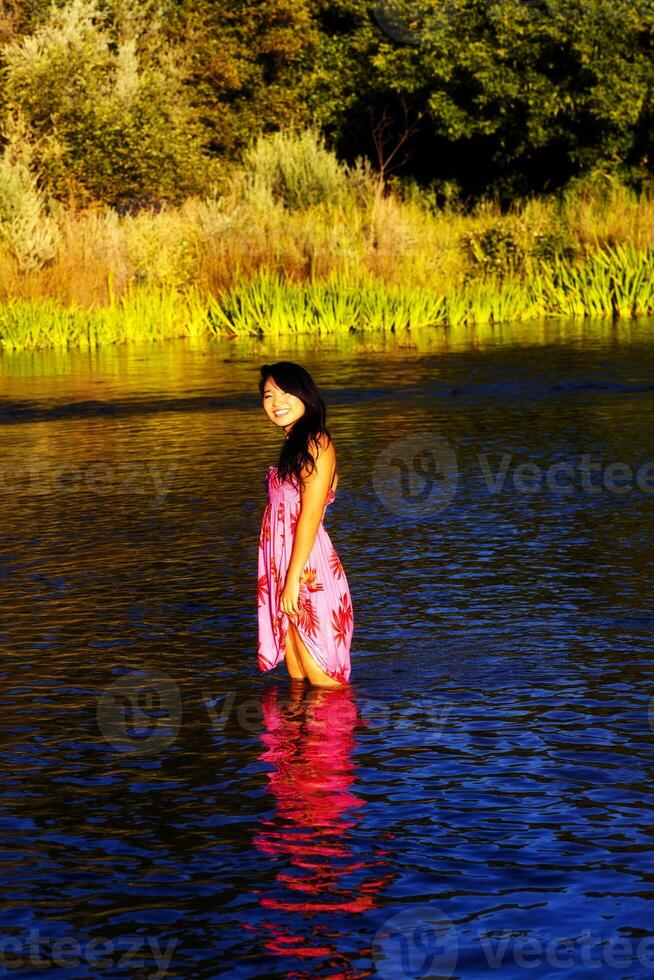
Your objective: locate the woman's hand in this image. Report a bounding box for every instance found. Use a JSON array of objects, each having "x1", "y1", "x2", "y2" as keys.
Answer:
[{"x1": 280, "y1": 573, "x2": 300, "y2": 622}]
